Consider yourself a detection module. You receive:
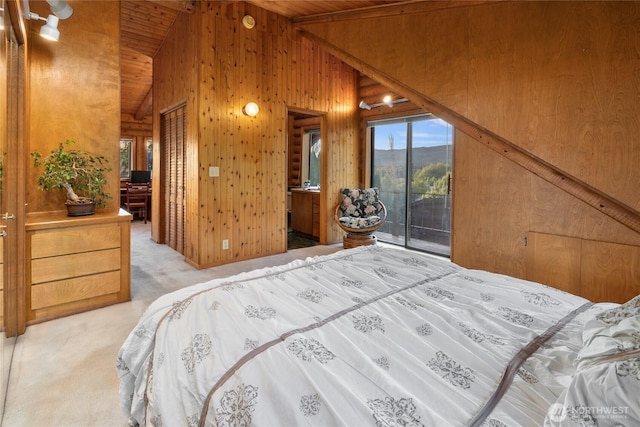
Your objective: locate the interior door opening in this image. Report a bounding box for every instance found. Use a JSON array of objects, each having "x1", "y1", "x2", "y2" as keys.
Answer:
[{"x1": 286, "y1": 109, "x2": 323, "y2": 250}]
